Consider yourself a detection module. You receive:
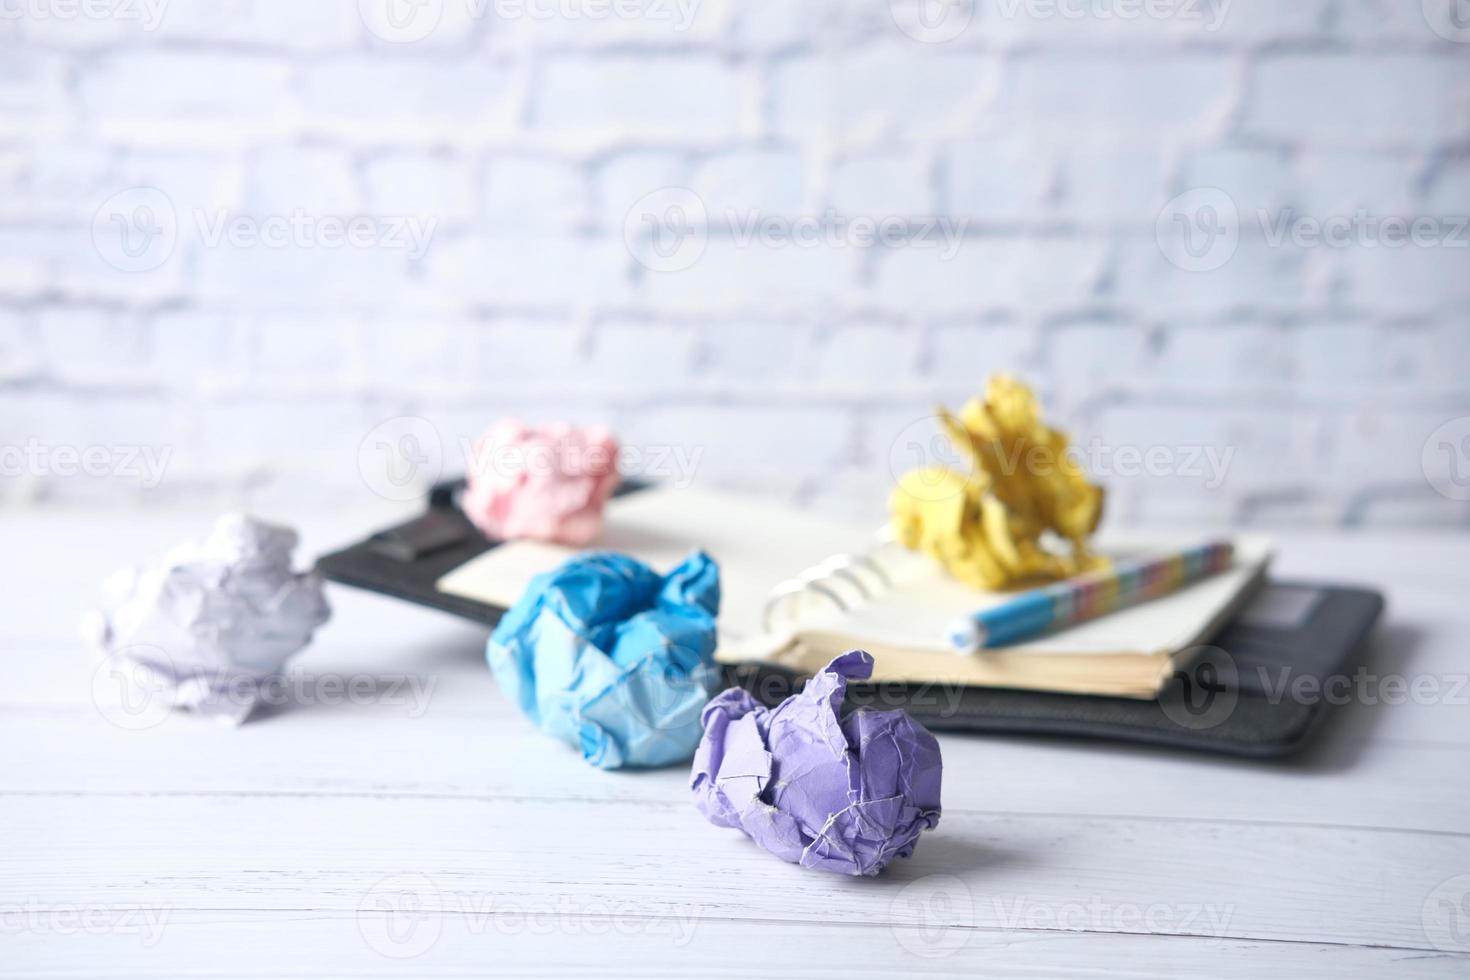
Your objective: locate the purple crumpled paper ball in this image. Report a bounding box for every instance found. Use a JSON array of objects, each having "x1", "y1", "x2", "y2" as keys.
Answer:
[{"x1": 690, "y1": 650, "x2": 942, "y2": 876}]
